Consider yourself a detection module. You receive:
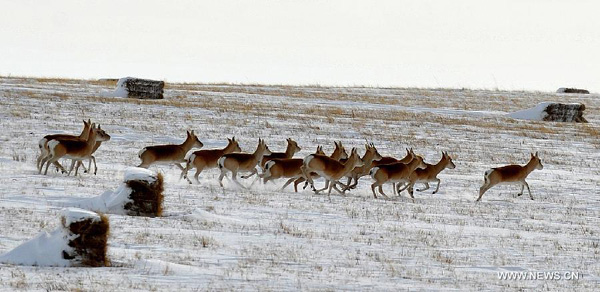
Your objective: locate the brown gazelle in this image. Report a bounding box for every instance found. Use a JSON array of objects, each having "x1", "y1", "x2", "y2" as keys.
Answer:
[
  {"x1": 476, "y1": 152, "x2": 543, "y2": 202},
  {"x1": 261, "y1": 145, "x2": 327, "y2": 192},
  {"x1": 371, "y1": 148, "x2": 414, "y2": 167},
  {"x1": 402, "y1": 151, "x2": 456, "y2": 198},
  {"x1": 296, "y1": 141, "x2": 348, "y2": 190},
  {"x1": 342, "y1": 143, "x2": 383, "y2": 190},
  {"x1": 301, "y1": 147, "x2": 364, "y2": 197},
  {"x1": 37, "y1": 119, "x2": 91, "y2": 173},
  {"x1": 217, "y1": 138, "x2": 271, "y2": 189},
  {"x1": 369, "y1": 155, "x2": 426, "y2": 199},
  {"x1": 259, "y1": 138, "x2": 301, "y2": 169},
  {"x1": 138, "y1": 130, "x2": 204, "y2": 170},
  {"x1": 69, "y1": 125, "x2": 111, "y2": 175},
  {"x1": 180, "y1": 137, "x2": 242, "y2": 184},
  {"x1": 43, "y1": 124, "x2": 111, "y2": 176}
]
